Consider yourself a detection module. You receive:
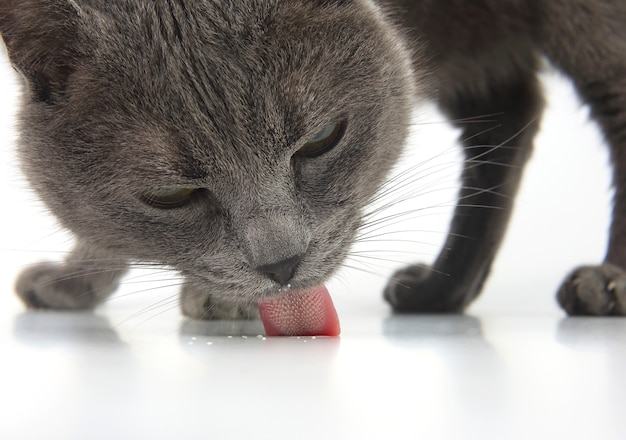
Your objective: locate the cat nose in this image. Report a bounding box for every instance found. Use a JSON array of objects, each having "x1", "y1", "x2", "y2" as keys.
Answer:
[{"x1": 256, "y1": 254, "x2": 303, "y2": 286}]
